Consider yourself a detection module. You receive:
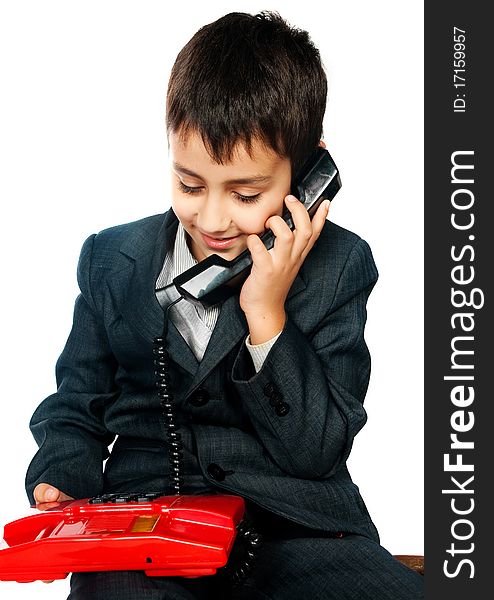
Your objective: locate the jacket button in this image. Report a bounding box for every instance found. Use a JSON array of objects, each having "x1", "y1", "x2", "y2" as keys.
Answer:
[
  {"x1": 207, "y1": 463, "x2": 226, "y2": 481},
  {"x1": 269, "y1": 391, "x2": 283, "y2": 406},
  {"x1": 188, "y1": 388, "x2": 210, "y2": 407},
  {"x1": 263, "y1": 382, "x2": 278, "y2": 397},
  {"x1": 275, "y1": 402, "x2": 290, "y2": 417}
]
